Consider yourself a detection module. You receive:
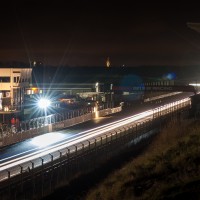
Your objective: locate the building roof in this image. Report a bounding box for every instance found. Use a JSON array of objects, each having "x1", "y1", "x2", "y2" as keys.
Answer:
[{"x1": 0, "y1": 62, "x2": 30, "y2": 68}]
